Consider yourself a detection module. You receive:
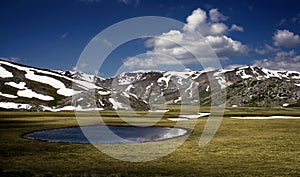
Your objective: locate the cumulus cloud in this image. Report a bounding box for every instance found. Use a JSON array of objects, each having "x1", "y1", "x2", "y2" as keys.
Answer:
[
  {"x1": 209, "y1": 8, "x2": 228, "y2": 22},
  {"x1": 273, "y1": 29, "x2": 300, "y2": 48},
  {"x1": 183, "y1": 8, "x2": 207, "y2": 32},
  {"x1": 253, "y1": 50, "x2": 300, "y2": 71},
  {"x1": 210, "y1": 23, "x2": 228, "y2": 34},
  {"x1": 206, "y1": 35, "x2": 248, "y2": 57},
  {"x1": 123, "y1": 8, "x2": 247, "y2": 69}
]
